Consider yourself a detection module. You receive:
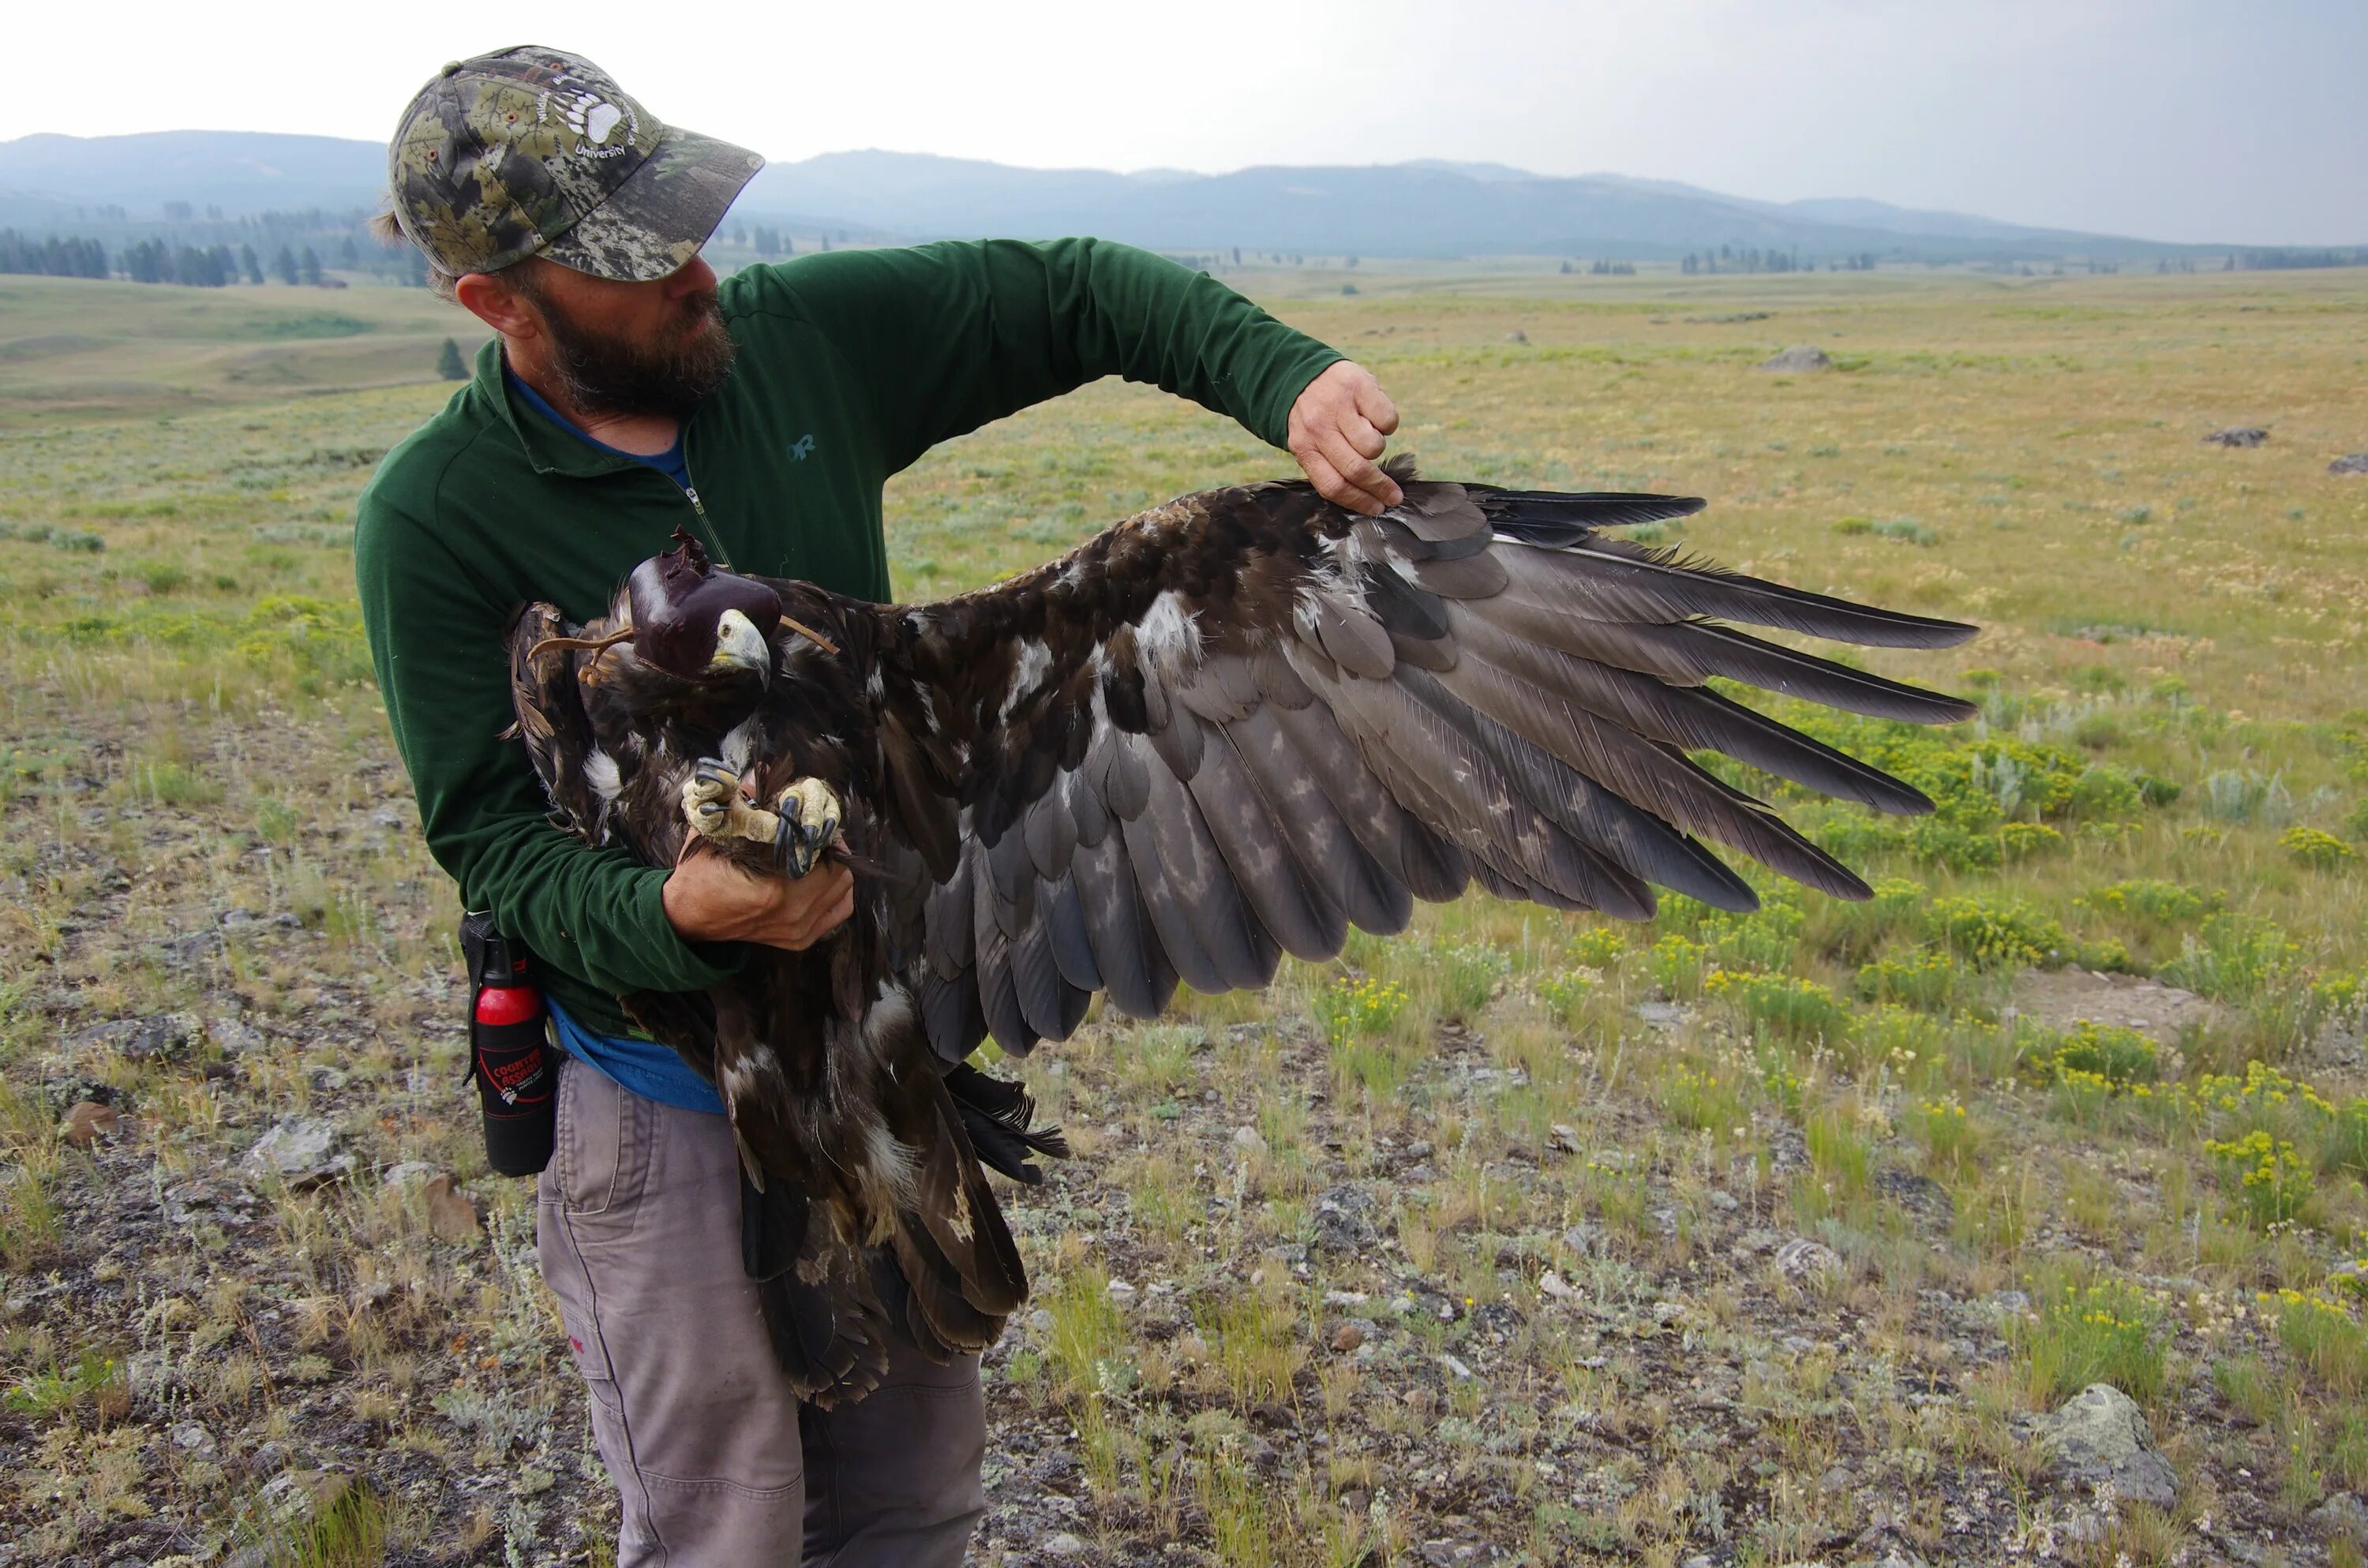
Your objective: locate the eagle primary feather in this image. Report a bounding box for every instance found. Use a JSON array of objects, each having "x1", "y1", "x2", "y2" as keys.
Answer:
[{"x1": 504, "y1": 458, "x2": 1975, "y2": 1406}]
